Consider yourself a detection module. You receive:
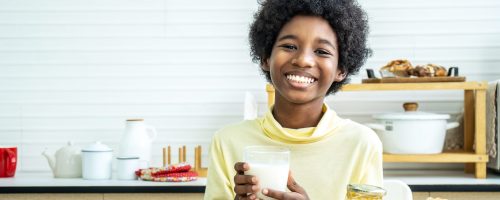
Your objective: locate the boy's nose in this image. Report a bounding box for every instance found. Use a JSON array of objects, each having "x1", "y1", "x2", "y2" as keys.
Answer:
[{"x1": 292, "y1": 50, "x2": 315, "y2": 68}]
